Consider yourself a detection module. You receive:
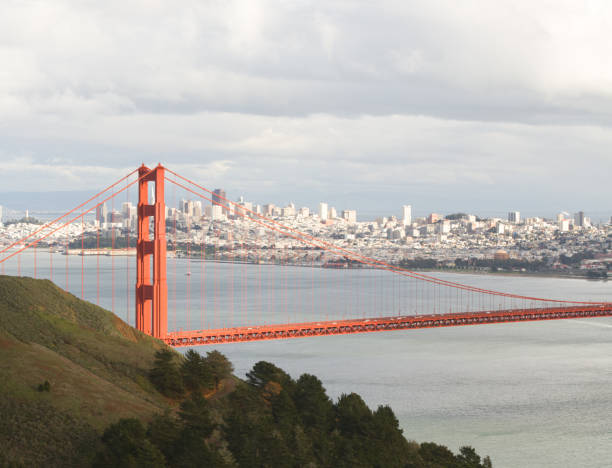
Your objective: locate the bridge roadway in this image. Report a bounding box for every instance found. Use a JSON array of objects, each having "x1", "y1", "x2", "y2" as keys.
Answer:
[{"x1": 164, "y1": 304, "x2": 612, "y2": 347}]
